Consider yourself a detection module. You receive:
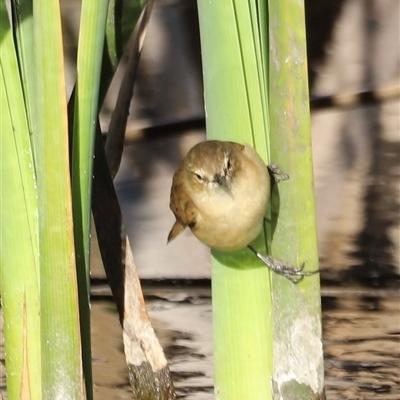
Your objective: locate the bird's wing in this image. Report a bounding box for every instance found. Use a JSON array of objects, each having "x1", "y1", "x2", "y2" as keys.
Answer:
[{"x1": 168, "y1": 180, "x2": 198, "y2": 243}]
